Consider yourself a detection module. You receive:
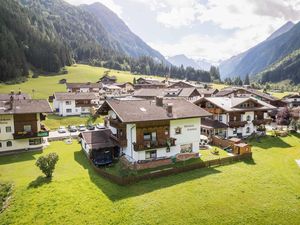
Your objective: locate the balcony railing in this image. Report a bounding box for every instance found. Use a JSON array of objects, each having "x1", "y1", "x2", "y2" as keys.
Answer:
[
  {"x1": 252, "y1": 118, "x2": 273, "y2": 126},
  {"x1": 110, "y1": 134, "x2": 127, "y2": 147},
  {"x1": 133, "y1": 138, "x2": 176, "y2": 151},
  {"x1": 13, "y1": 130, "x2": 49, "y2": 139},
  {"x1": 228, "y1": 121, "x2": 248, "y2": 128}
]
